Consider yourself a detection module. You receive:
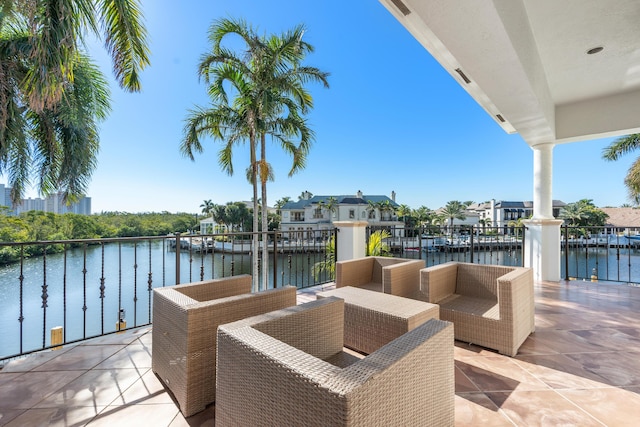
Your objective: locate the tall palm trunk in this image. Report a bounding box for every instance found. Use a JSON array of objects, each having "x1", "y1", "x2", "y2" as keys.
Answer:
[
  {"x1": 260, "y1": 134, "x2": 269, "y2": 290},
  {"x1": 250, "y1": 131, "x2": 260, "y2": 292}
]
